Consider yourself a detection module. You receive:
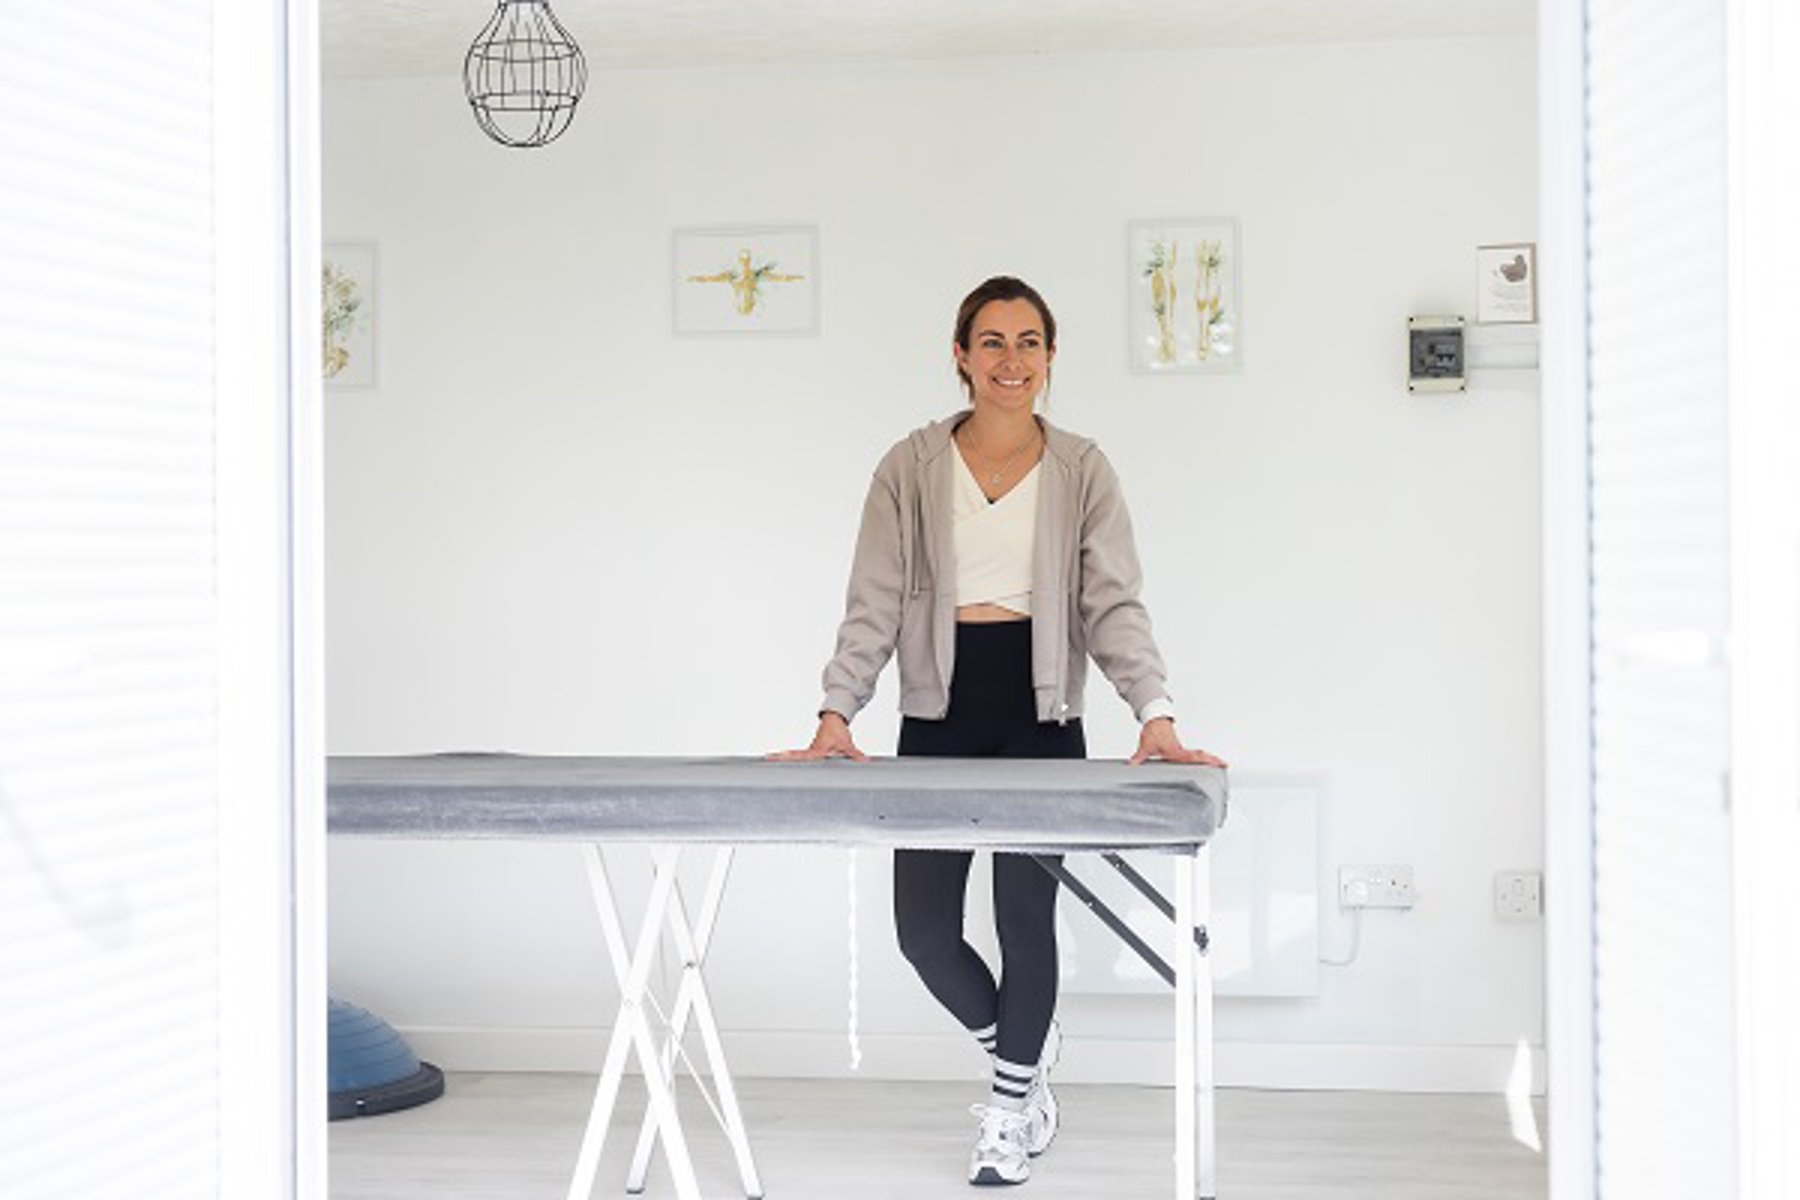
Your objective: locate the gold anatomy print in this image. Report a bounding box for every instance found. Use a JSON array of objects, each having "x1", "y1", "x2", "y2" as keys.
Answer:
[
  {"x1": 1144, "y1": 239, "x2": 1178, "y2": 364},
  {"x1": 687, "y1": 248, "x2": 806, "y2": 315},
  {"x1": 1192, "y1": 240, "x2": 1225, "y2": 361}
]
